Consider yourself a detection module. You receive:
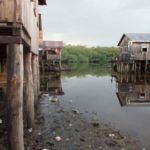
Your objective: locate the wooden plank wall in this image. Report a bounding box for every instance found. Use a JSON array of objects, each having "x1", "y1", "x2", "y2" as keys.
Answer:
[
  {"x1": 0, "y1": 0, "x2": 21, "y2": 22},
  {"x1": 132, "y1": 43, "x2": 150, "y2": 60},
  {"x1": 30, "y1": 1, "x2": 39, "y2": 55},
  {"x1": 0, "y1": 0, "x2": 39, "y2": 55}
]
